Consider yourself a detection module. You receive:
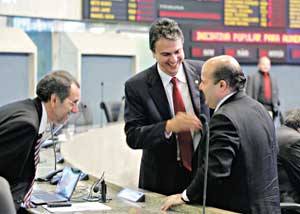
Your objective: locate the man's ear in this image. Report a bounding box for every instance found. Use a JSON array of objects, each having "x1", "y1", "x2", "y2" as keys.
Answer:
[
  {"x1": 50, "y1": 94, "x2": 57, "y2": 107},
  {"x1": 219, "y1": 80, "x2": 228, "y2": 90},
  {"x1": 152, "y1": 51, "x2": 156, "y2": 59}
]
